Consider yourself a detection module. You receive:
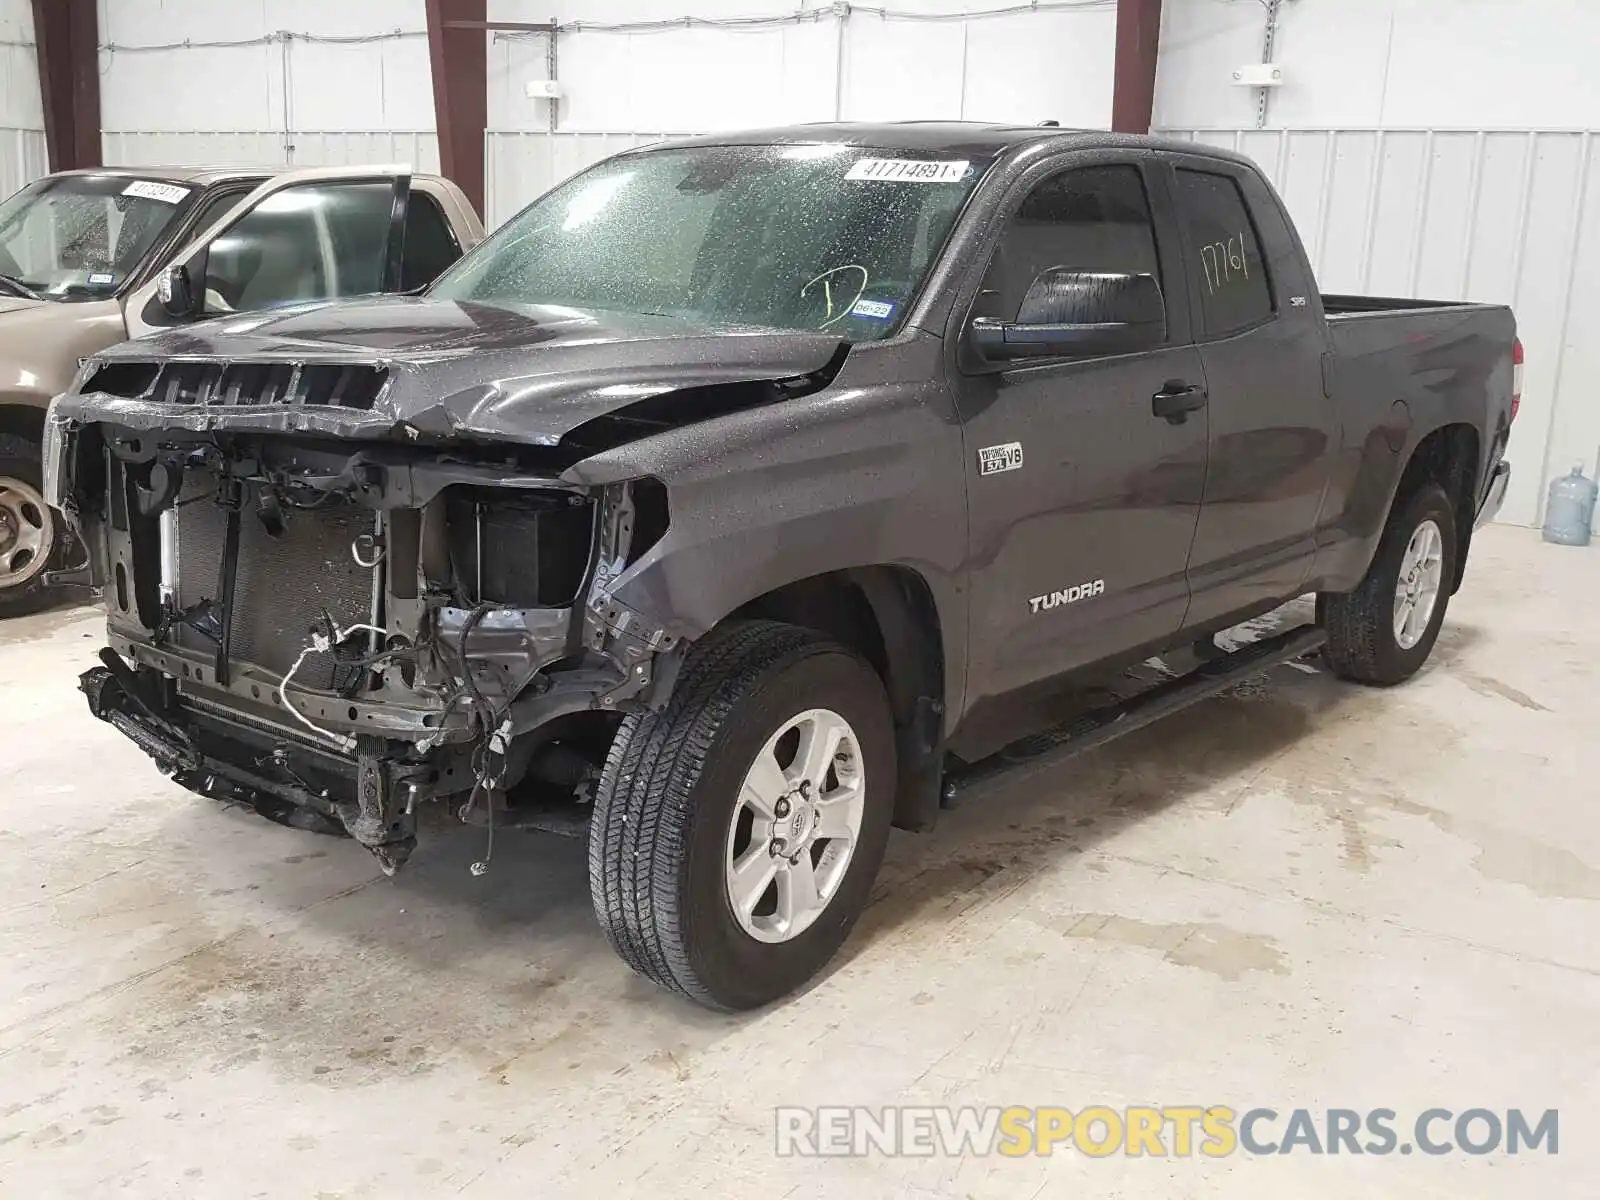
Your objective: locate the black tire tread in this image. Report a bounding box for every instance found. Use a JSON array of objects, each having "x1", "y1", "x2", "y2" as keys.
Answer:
[
  {"x1": 0, "y1": 434, "x2": 59, "y2": 619},
  {"x1": 1321, "y1": 482, "x2": 1455, "y2": 686},
  {"x1": 0, "y1": 433, "x2": 38, "y2": 460},
  {"x1": 588, "y1": 619, "x2": 831, "y2": 1008}
]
